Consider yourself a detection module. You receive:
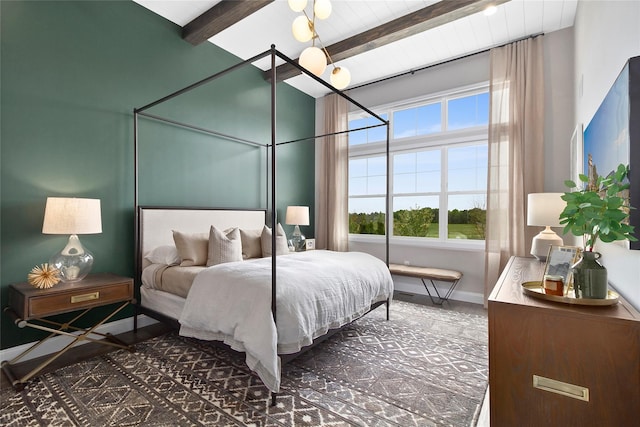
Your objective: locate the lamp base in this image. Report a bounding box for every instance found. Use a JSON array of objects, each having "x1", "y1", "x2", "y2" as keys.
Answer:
[
  {"x1": 49, "y1": 234, "x2": 94, "y2": 282},
  {"x1": 291, "y1": 225, "x2": 306, "y2": 252},
  {"x1": 530, "y1": 227, "x2": 564, "y2": 261}
]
